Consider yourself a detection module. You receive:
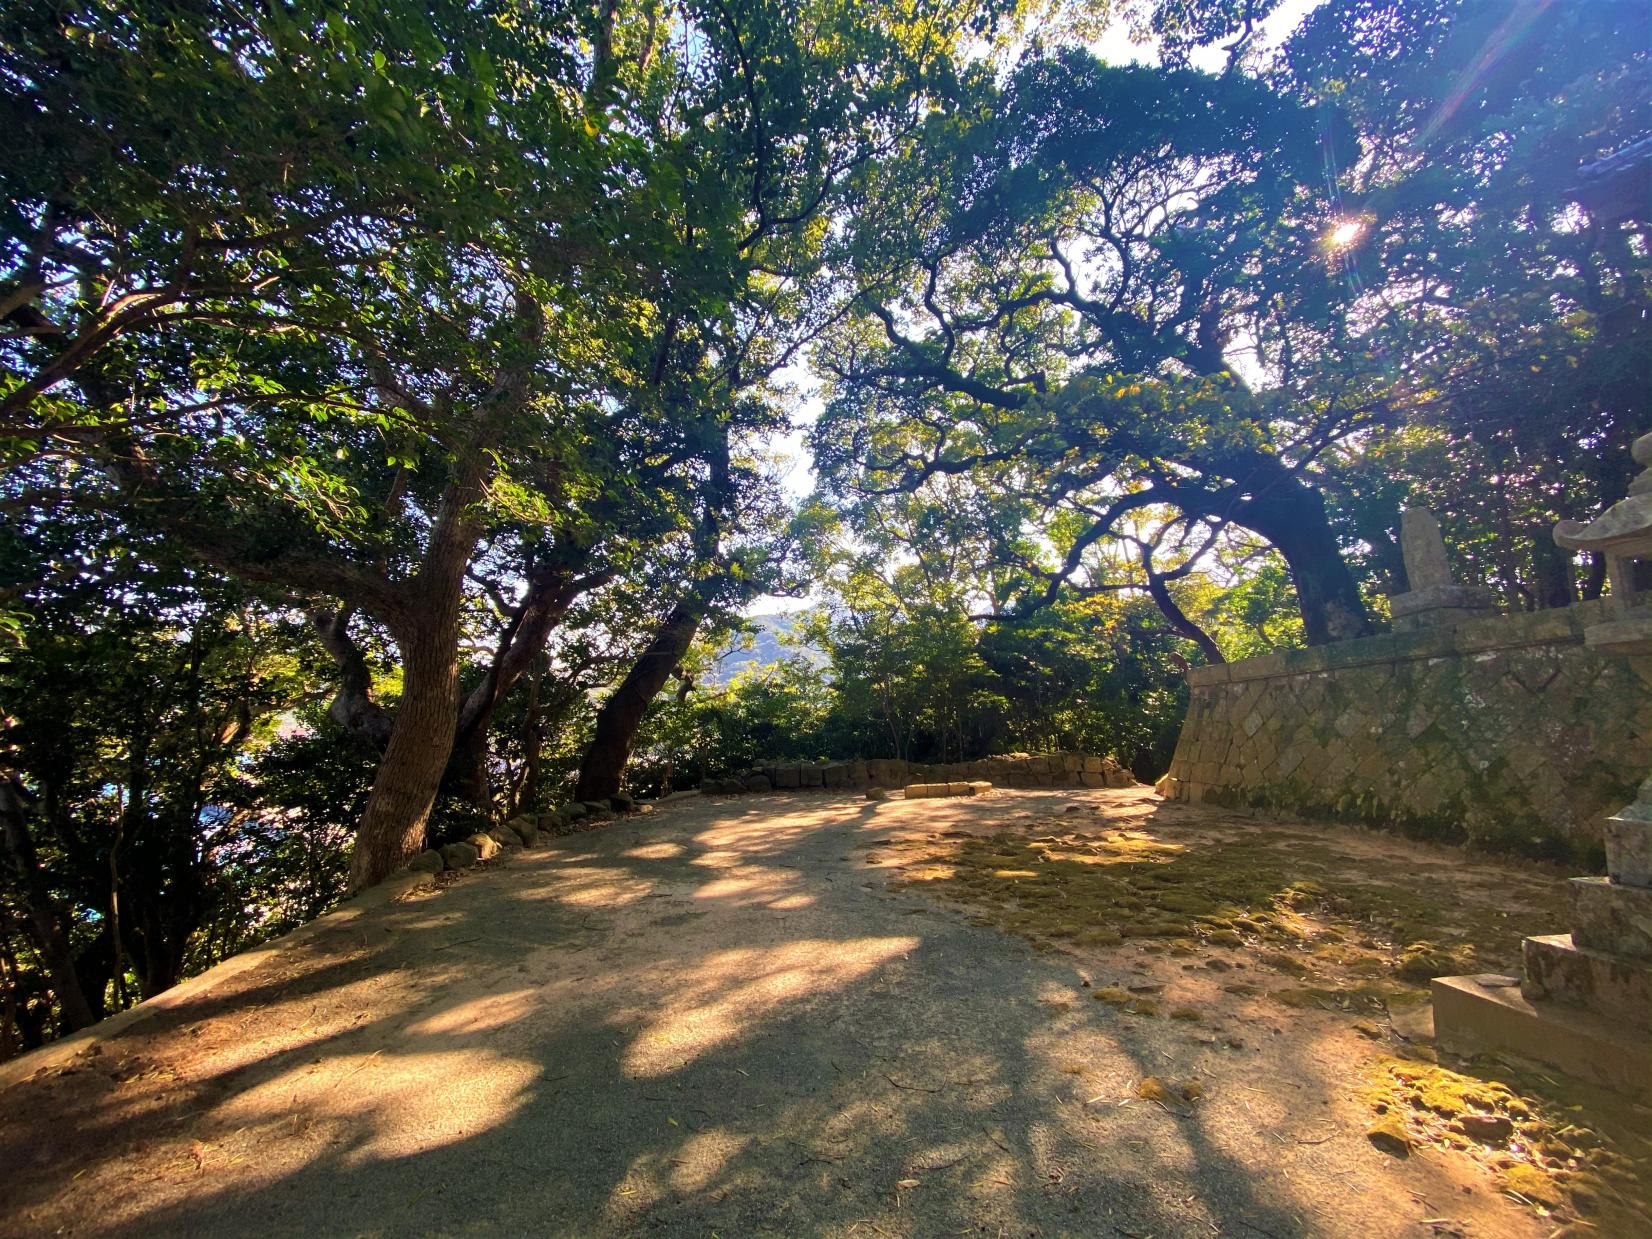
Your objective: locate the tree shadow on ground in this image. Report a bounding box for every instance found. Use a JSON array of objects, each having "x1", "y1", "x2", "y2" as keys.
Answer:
[{"x1": 0, "y1": 792, "x2": 1435, "y2": 1238}]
